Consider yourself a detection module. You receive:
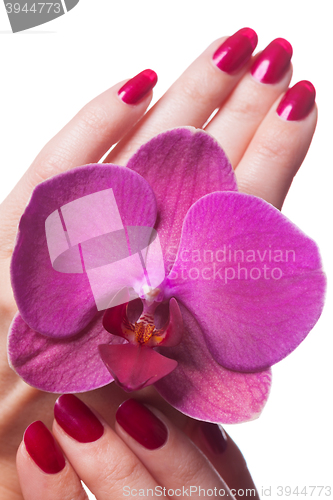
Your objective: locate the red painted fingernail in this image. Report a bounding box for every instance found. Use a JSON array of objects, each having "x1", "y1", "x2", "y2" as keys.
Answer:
[
  {"x1": 116, "y1": 399, "x2": 168, "y2": 450},
  {"x1": 251, "y1": 38, "x2": 293, "y2": 84},
  {"x1": 213, "y1": 28, "x2": 258, "y2": 74},
  {"x1": 24, "y1": 421, "x2": 65, "y2": 474},
  {"x1": 200, "y1": 422, "x2": 228, "y2": 455},
  {"x1": 277, "y1": 81, "x2": 316, "y2": 121},
  {"x1": 54, "y1": 394, "x2": 104, "y2": 443},
  {"x1": 118, "y1": 69, "x2": 158, "y2": 105}
]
